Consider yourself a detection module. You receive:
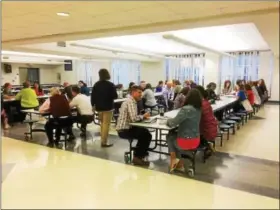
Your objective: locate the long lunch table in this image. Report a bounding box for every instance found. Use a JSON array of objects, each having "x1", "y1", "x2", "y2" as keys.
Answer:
[
  {"x1": 129, "y1": 96, "x2": 238, "y2": 156},
  {"x1": 20, "y1": 107, "x2": 81, "y2": 140}
]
